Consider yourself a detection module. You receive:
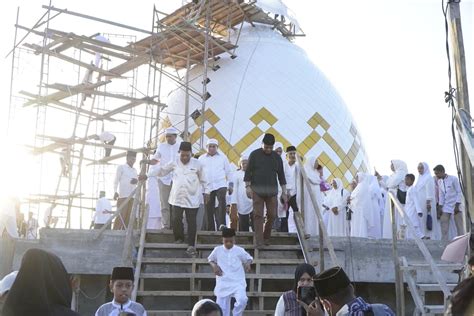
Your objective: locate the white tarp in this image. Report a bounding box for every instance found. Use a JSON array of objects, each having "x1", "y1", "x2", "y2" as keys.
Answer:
[{"x1": 256, "y1": 0, "x2": 302, "y2": 32}]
